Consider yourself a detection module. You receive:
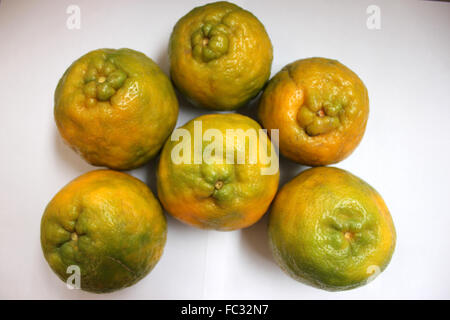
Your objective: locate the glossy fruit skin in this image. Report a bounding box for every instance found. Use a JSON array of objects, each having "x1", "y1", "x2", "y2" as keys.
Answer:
[
  {"x1": 269, "y1": 167, "x2": 396, "y2": 291},
  {"x1": 157, "y1": 113, "x2": 279, "y2": 231},
  {"x1": 40, "y1": 170, "x2": 167, "y2": 293},
  {"x1": 169, "y1": 1, "x2": 273, "y2": 110},
  {"x1": 259, "y1": 57, "x2": 369, "y2": 166},
  {"x1": 55, "y1": 48, "x2": 178, "y2": 170}
]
